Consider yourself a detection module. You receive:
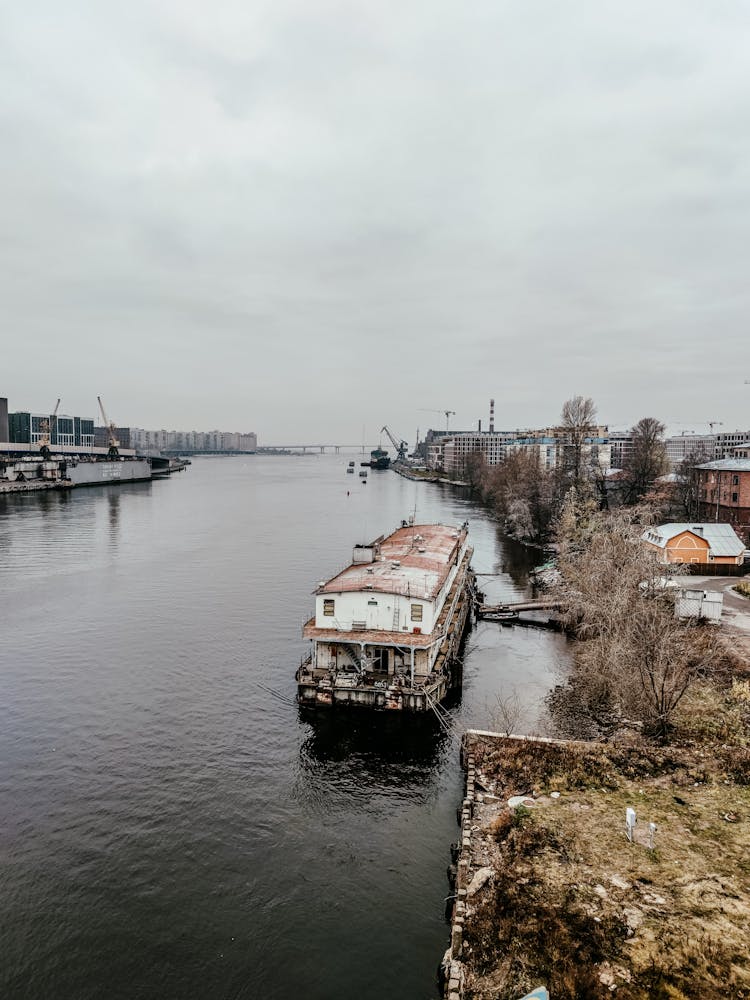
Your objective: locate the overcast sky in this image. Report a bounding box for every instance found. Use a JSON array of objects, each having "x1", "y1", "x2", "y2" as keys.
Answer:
[{"x1": 2, "y1": 1, "x2": 749, "y2": 444}]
